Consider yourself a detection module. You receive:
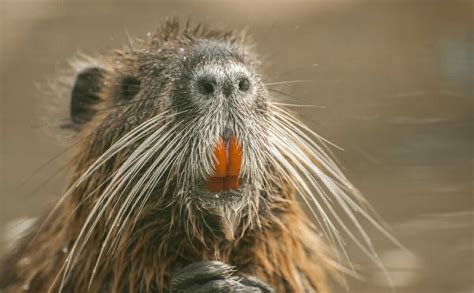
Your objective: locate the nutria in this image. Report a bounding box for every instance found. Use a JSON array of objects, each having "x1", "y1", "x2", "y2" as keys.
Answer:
[{"x1": 0, "y1": 19, "x2": 388, "y2": 292}]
